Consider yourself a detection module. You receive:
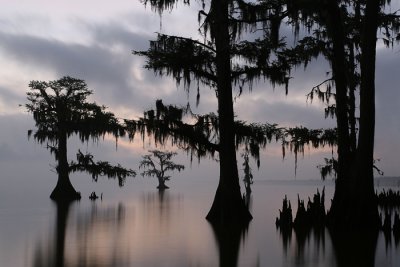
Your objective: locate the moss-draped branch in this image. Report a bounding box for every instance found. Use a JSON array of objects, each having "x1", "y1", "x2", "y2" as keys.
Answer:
[
  {"x1": 125, "y1": 100, "x2": 337, "y2": 168},
  {"x1": 70, "y1": 150, "x2": 136, "y2": 187},
  {"x1": 26, "y1": 76, "x2": 135, "y2": 184}
]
